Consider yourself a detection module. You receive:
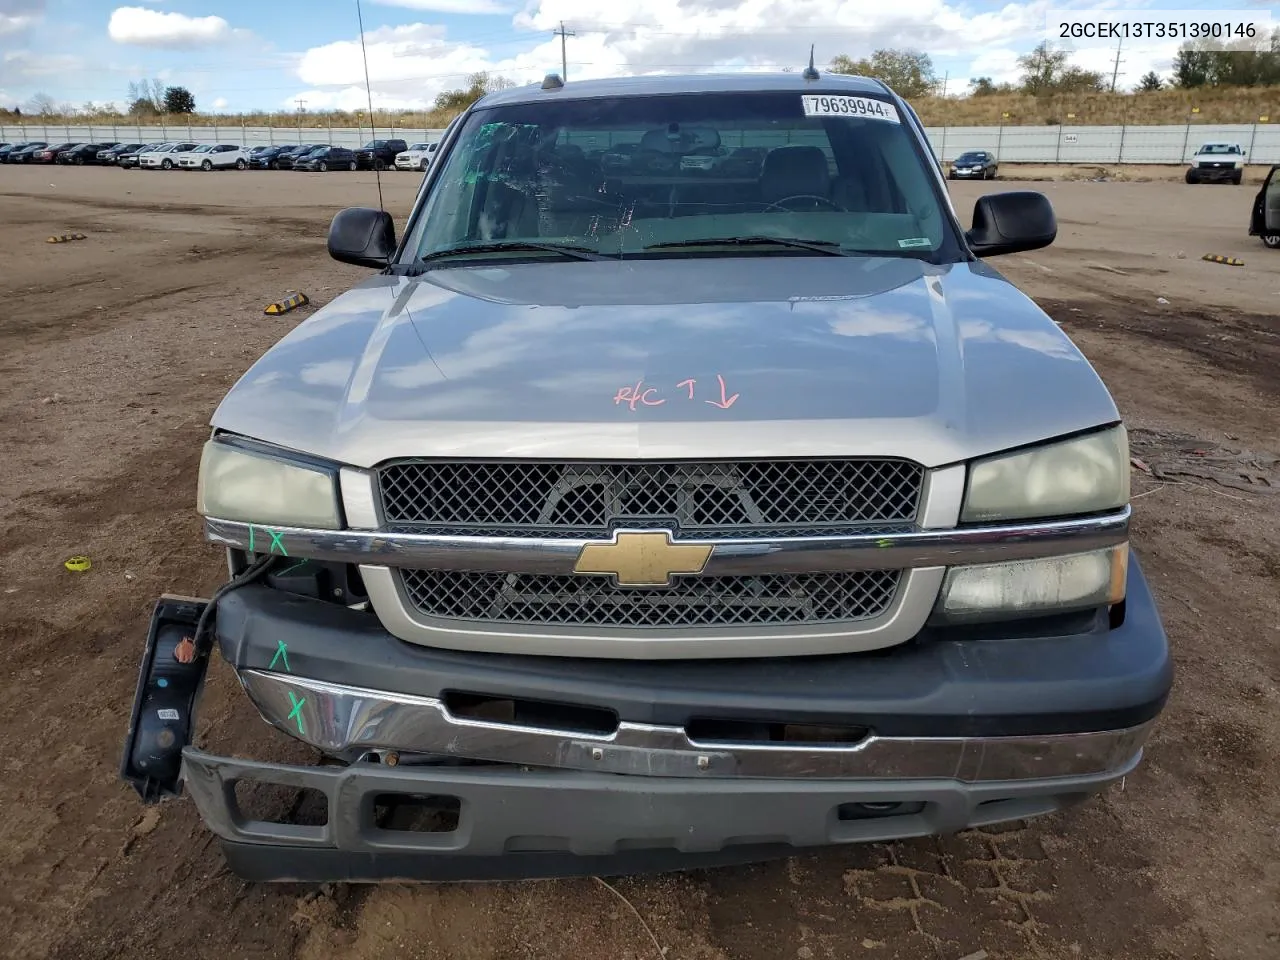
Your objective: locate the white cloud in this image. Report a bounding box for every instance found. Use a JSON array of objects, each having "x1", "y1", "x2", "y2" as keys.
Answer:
[
  {"x1": 0, "y1": 14, "x2": 35, "y2": 33},
  {"x1": 0, "y1": 0, "x2": 43, "y2": 34},
  {"x1": 212, "y1": 96, "x2": 228, "y2": 108},
  {"x1": 371, "y1": 0, "x2": 512, "y2": 14},
  {"x1": 107, "y1": 6, "x2": 236, "y2": 47},
  {"x1": 288, "y1": 1, "x2": 1192, "y2": 109}
]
